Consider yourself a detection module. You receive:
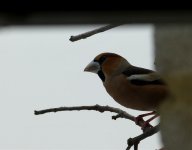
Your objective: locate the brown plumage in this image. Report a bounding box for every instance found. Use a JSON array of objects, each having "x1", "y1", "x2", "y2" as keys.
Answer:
[{"x1": 84, "y1": 52, "x2": 169, "y2": 111}]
